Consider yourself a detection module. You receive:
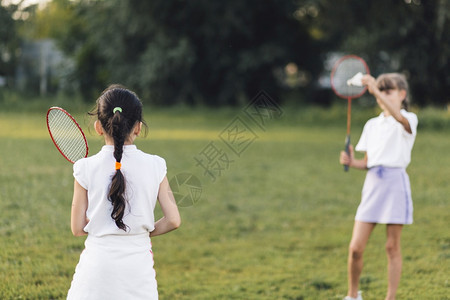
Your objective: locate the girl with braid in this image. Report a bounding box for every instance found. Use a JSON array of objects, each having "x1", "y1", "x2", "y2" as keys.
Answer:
[{"x1": 68, "y1": 85, "x2": 181, "y2": 300}]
